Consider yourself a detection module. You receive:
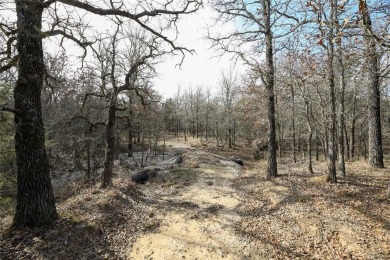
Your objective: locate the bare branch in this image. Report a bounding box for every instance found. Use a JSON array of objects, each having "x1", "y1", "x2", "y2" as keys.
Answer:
[
  {"x1": 57, "y1": 0, "x2": 201, "y2": 52},
  {"x1": 81, "y1": 92, "x2": 106, "y2": 110},
  {"x1": 66, "y1": 115, "x2": 106, "y2": 131},
  {"x1": 0, "y1": 103, "x2": 17, "y2": 115},
  {"x1": 0, "y1": 55, "x2": 18, "y2": 73}
]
